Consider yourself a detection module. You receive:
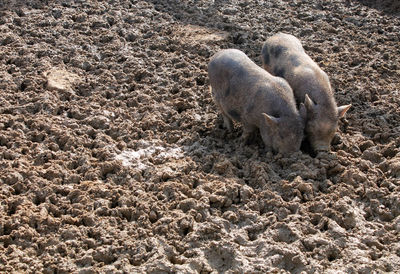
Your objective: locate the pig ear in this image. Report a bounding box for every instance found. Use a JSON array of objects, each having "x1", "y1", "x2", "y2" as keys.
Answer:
[
  {"x1": 299, "y1": 103, "x2": 307, "y2": 122},
  {"x1": 262, "y1": 113, "x2": 279, "y2": 129},
  {"x1": 337, "y1": 104, "x2": 351, "y2": 118},
  {"x1": 304, "y1": 94, "x2": 316, "y2": 115}
]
